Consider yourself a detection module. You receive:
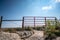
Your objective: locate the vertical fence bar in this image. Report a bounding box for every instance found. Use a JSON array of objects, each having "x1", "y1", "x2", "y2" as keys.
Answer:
[
  {"x1": 34, "y1": 17, "x2": 35, "y2": 28},
  {"x1": 22, "y1": 17, "x2": 24, "y2": 30},
  {"x1": 55, "y1": 17, "x2": 57, "y2": 27},
  {"x1": 0, "y1": 16, "x2": 3, "y2": 32},
  {"x1": 45, "y1": 17, "x2": 46, "y2": 27}
]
